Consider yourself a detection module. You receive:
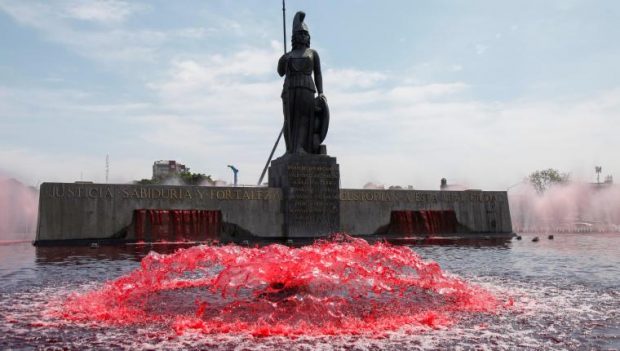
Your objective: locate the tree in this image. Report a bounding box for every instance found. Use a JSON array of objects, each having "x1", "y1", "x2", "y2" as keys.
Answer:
[
  {"x1": 528, "y1": 168, "x2": 569, "y2": 194},
  {"x1": 135, "y1": 178, "x2": 155, "y2": 185},
  {"x1": 133, "y1": 172, "x2": 214, "y2": 186},
  {"x1": 178, "y1": 171, "x2": 214, "y2": 186}
]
